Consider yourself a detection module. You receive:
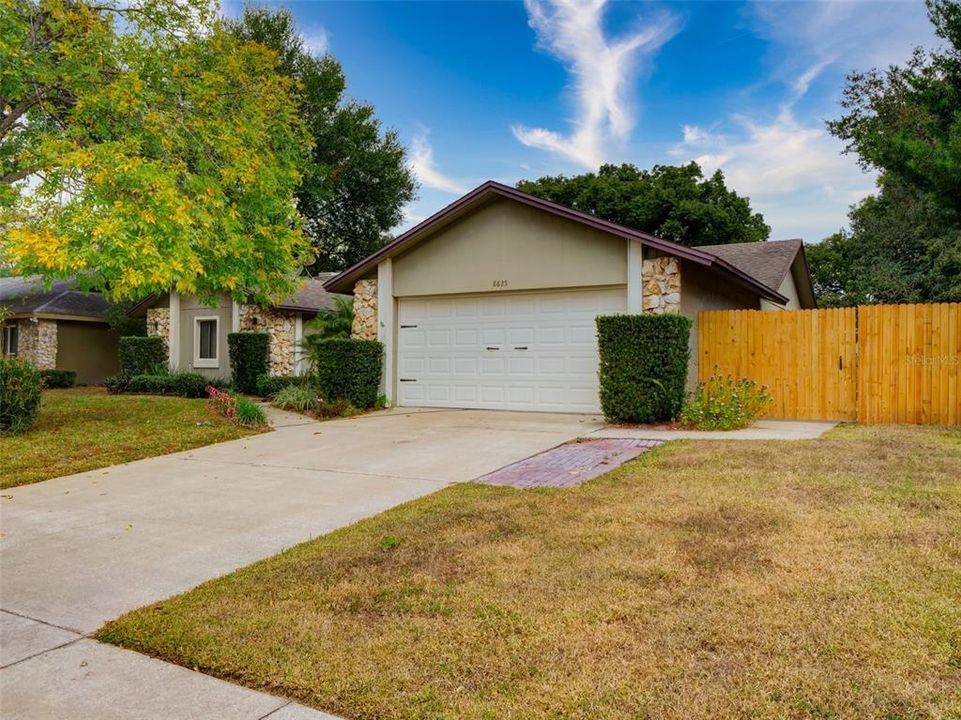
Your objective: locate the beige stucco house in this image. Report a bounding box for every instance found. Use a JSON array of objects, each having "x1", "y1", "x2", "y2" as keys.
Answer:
[
  {"x1": 0, "y1": 276, "x2": 122, "y2": 384},
  {"x1": 324, "y1": 181, "x2": 815, "y2": 414},
  {"x1": 128, "y1": 275, "x2": 345, "y2": 380}
]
